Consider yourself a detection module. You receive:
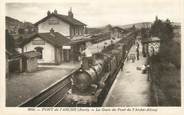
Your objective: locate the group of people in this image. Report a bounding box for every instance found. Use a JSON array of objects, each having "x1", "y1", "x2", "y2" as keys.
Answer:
[
  {"x1": 120, "y1": 40, "x2": 151, "y2": 81},
  {"x1": 126, "y1": 41, "x2": 140, "y2": 62},
  {"x1": 121, "y1": 40, "x2": 140, "y2": 71}
]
